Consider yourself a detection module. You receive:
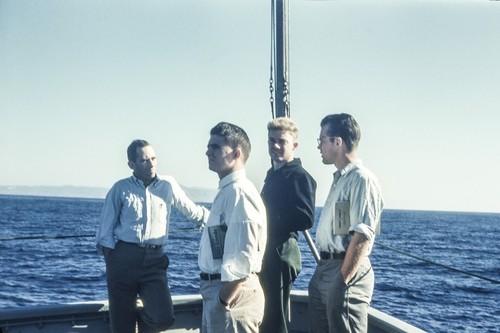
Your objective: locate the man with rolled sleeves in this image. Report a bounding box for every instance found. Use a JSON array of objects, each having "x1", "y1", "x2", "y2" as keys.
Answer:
[{"x1": 309, "y1": 114, "x2": 384, "y2": 333}]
